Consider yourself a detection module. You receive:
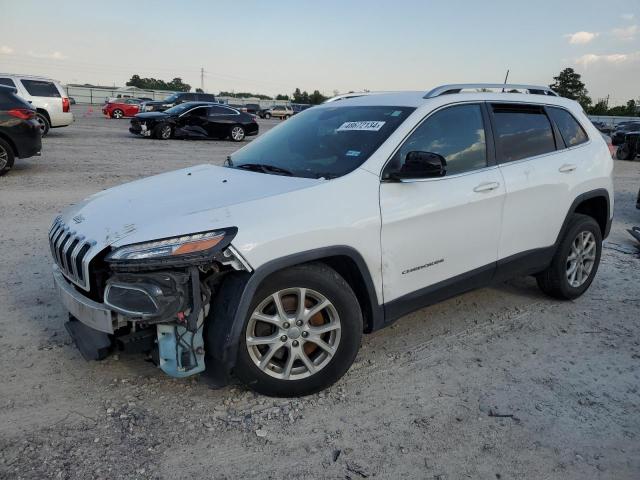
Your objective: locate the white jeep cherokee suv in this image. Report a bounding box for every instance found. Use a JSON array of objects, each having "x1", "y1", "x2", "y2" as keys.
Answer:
[
  {"x1": 50, "y1": 84, "x2": 613, "y2": 396},
  {"x1": 0, "y1": 73, "x2": 74, "y2": 136}
]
